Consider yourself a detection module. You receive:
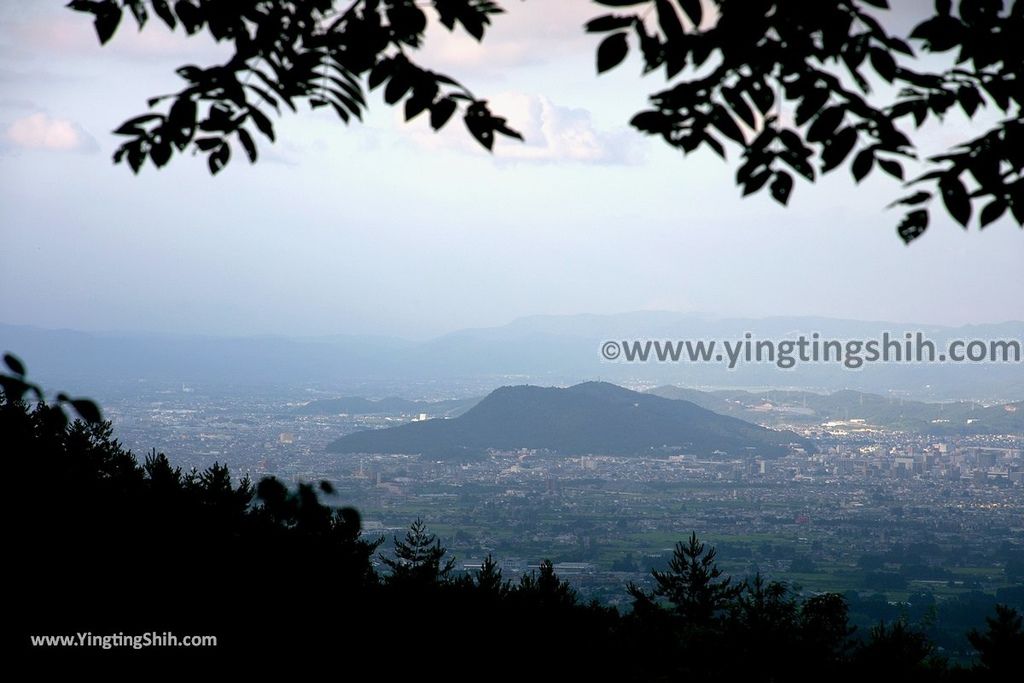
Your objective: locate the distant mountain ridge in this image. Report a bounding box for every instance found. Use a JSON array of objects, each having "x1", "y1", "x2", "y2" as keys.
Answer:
[
  {"x1": 3, "y1": 314, "x2": 1021, "y2": 399},
  {"x1": 296, "y1": 396, "x2": 478, "y2": 417},
  {"x1": 327, "y1": 382, "x2": 806, "y2": 459},
  {"x1": 647, "y1": 386, "x2": 1024, "y2": 435}
]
